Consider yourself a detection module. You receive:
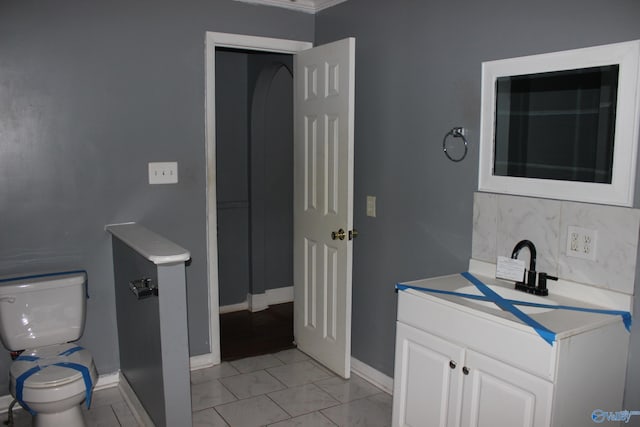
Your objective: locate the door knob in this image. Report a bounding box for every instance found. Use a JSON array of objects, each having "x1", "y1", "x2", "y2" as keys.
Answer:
[
  {"x1": 349, "y1": 229, "x2": 358, "y2": 240},
  {"x1": 331, "y1": 229, "x2": 346, "y2": 240}
]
